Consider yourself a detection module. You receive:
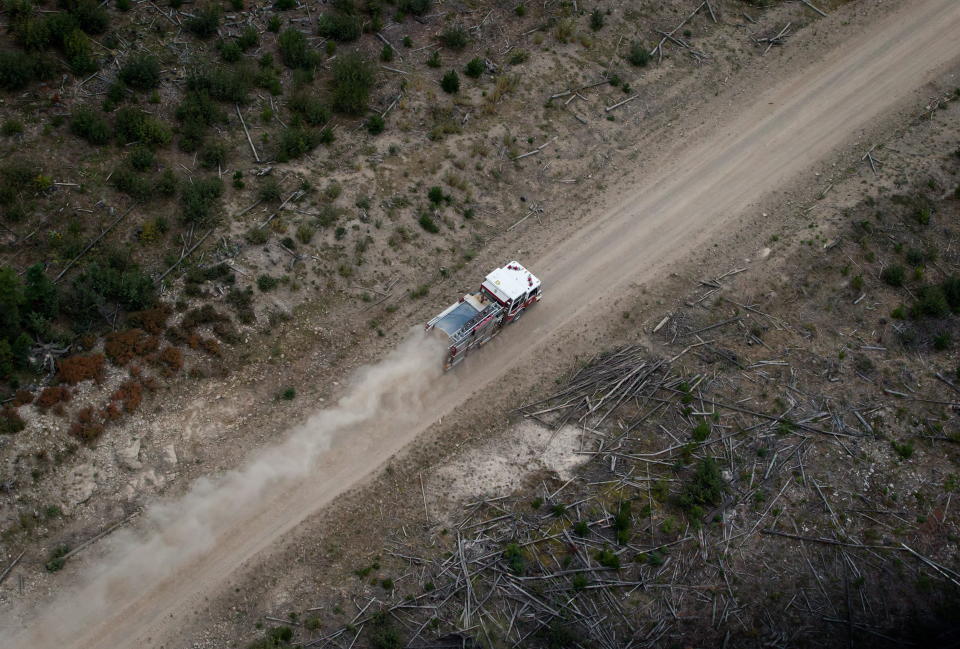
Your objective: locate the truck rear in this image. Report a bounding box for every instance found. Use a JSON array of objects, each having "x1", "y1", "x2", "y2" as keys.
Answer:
[{"x1": 426, "y1": 261, "x2": 542, "y2": 370}]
